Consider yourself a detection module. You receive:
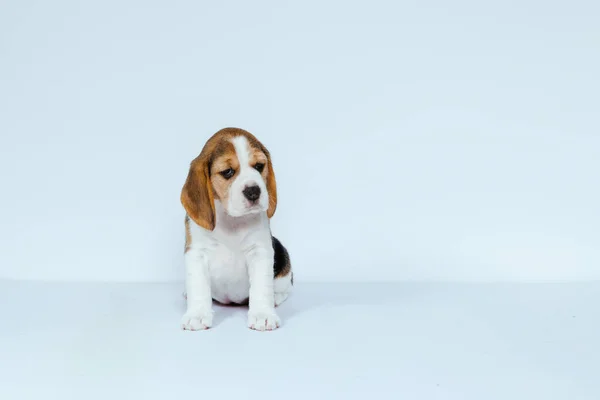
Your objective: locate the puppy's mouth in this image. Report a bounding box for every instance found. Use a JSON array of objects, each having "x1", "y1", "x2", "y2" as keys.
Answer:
[
  {"x1": 226, "y1": 203, "x2": 264, "y2": 217},
  {"x1": 242, "y1": 202, "x2": 263, "y2": 214}
]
